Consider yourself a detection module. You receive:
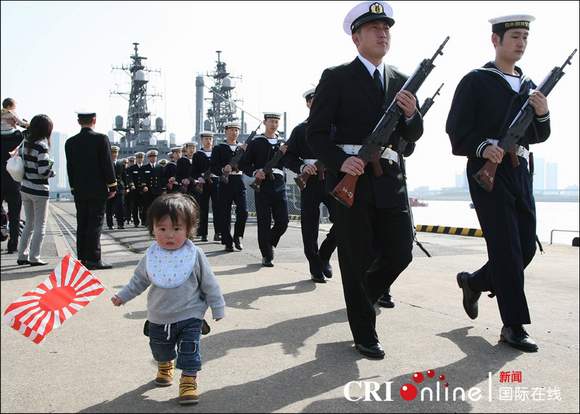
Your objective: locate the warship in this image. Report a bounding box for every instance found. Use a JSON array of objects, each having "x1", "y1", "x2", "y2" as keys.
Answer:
[{"x1": 110, "y1": 43, "x2": 172, "y2": 159}]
